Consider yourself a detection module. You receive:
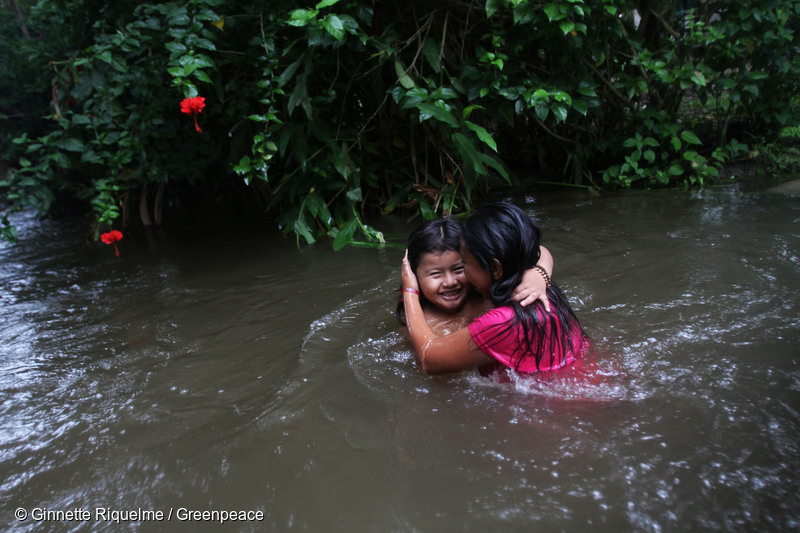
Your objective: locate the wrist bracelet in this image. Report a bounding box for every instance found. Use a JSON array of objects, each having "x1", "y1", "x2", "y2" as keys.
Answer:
[
  {"x1": 404, "y1": 287, "x2": 420, "y2": 295},
  {"x1": 532, "y1": 265, "x2": 551, "y2": 288}
]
